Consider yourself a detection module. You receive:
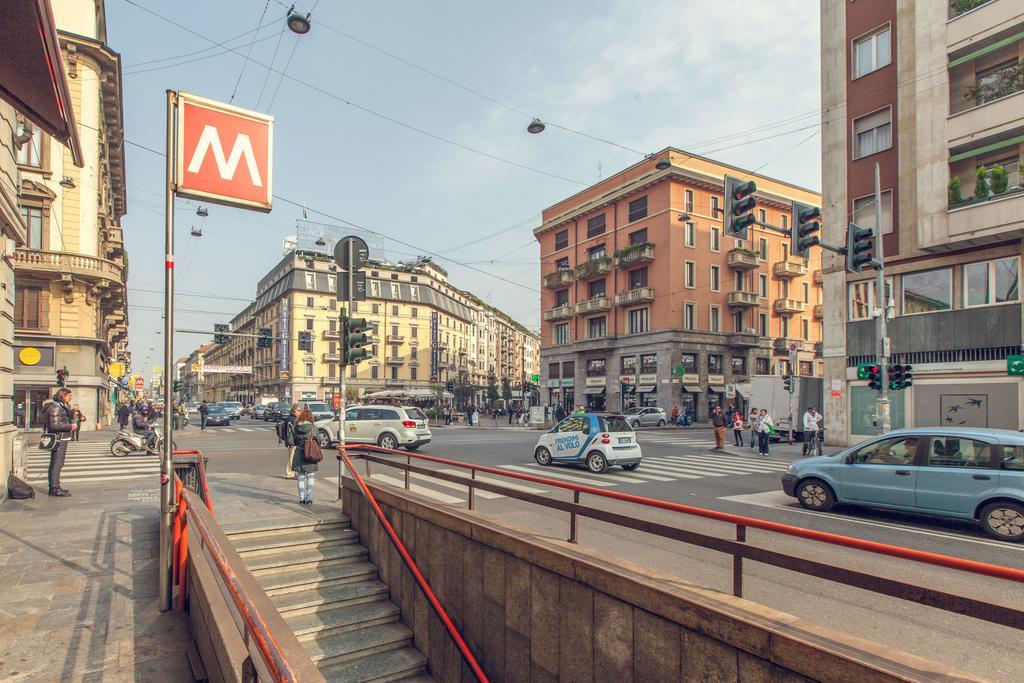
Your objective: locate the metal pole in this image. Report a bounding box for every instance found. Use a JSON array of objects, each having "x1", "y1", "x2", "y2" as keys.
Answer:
[
  {"x1": 337, "y1": 240, "x2": 353, "y2": 501},
  {"x1": 159, "y1": 90, "x2": 176, "y2": 612},
  {"x1": 874, "y1": 163, "x2": 891, "y2": 434}
]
